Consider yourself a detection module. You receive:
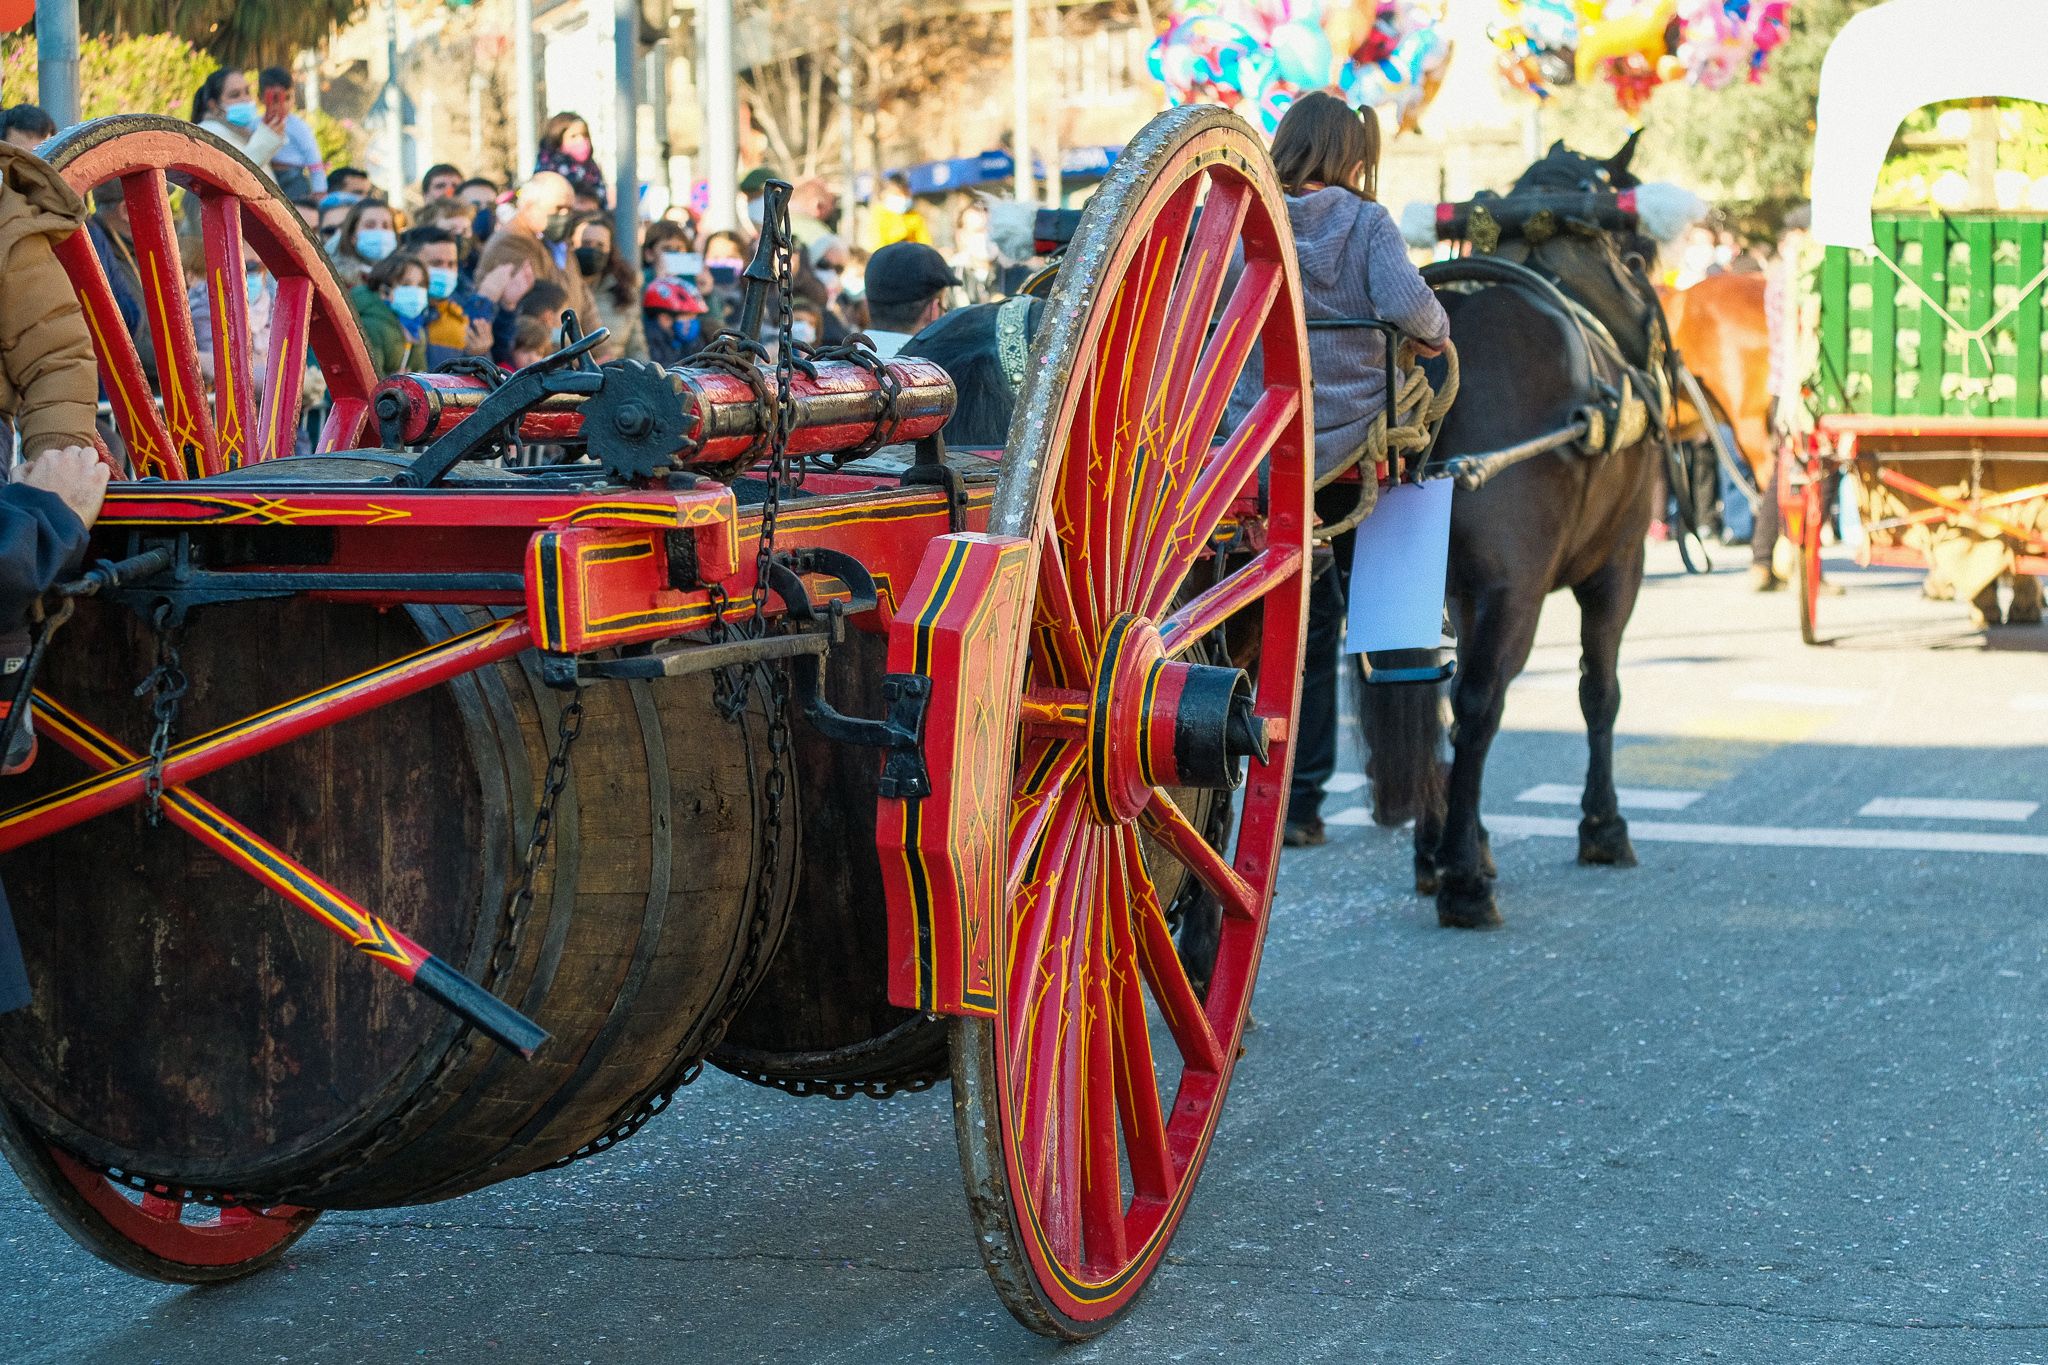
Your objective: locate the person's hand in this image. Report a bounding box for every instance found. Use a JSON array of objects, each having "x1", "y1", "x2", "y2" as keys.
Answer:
[
  {"x1": 1413, "y1": 338, "x2": 1447, "y2": 359},
  {"x1": 476, "y1": 261, "x2": 534, "y2": 309},
  {"x1": 463, "y1": 316, "x2": 494, "y2": 355},
  {"x1": 15, "y1": 447, "x2": 110, "y2": 529},
  {"x1": 262, "y1": 104, "x2": 289, "y2": 135}
]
